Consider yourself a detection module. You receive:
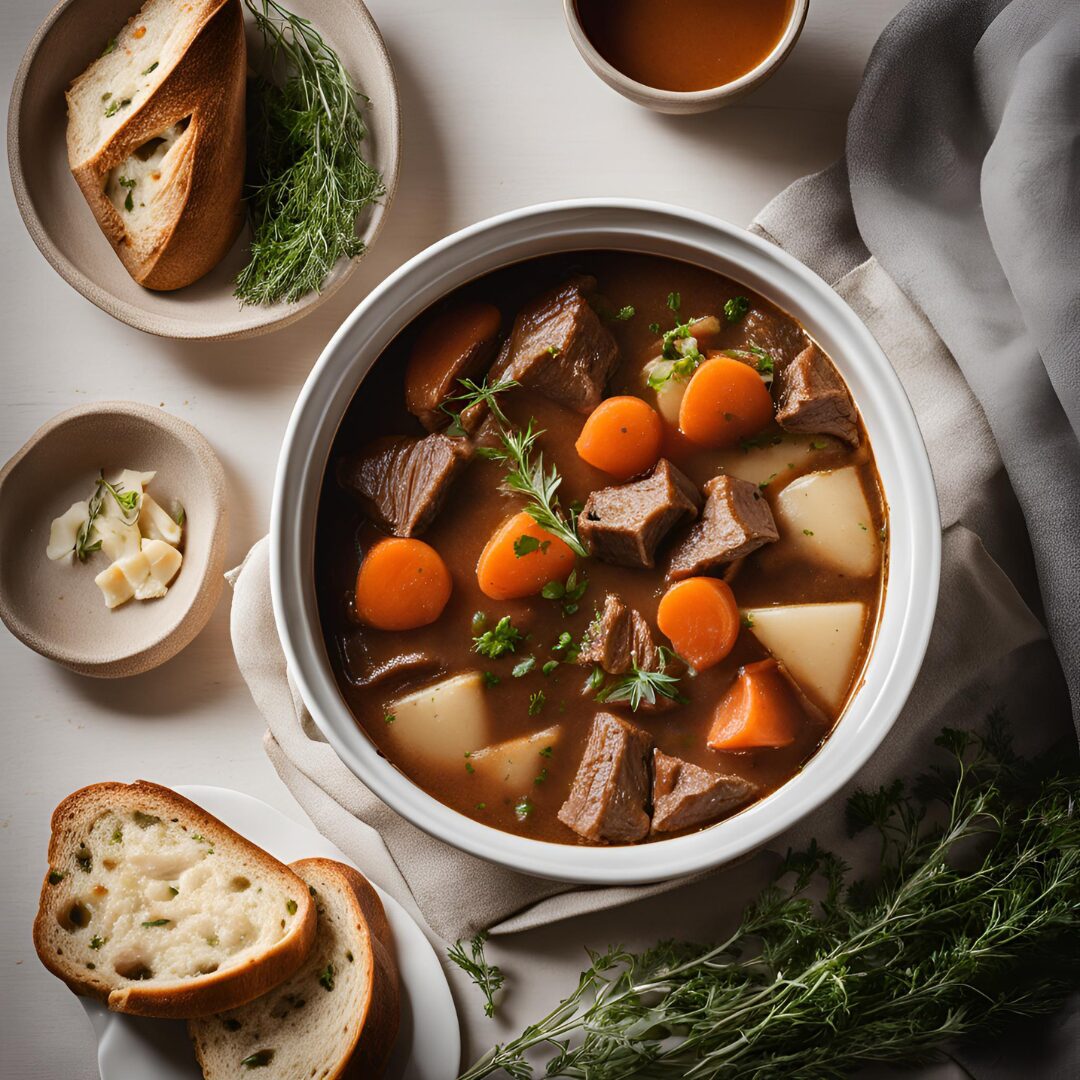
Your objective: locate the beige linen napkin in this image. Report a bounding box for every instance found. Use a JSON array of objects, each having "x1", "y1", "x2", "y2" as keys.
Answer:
[{"x1": 228, "y1": 247, "x2": 1071, "y2": 943}]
